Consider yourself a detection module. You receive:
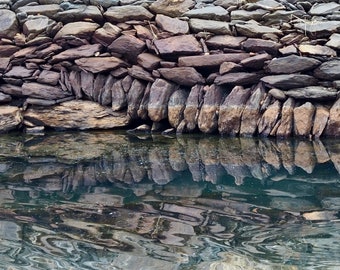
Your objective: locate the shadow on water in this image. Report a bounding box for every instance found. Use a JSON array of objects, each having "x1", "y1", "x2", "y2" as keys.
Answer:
[{"x1": 0, "y1": 131, "x2": 339, "y2": 269}]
